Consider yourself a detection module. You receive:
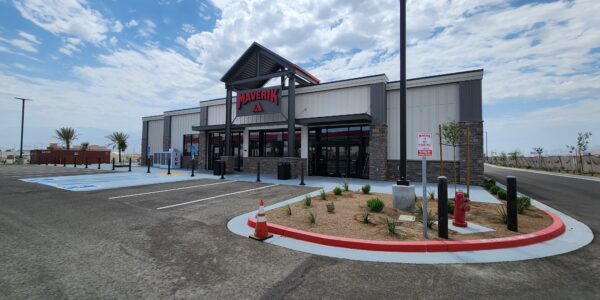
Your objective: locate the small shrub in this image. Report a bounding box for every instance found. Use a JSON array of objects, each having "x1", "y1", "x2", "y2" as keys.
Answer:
[
  {"x1": 518, "y1": 196, "x2": 531, "y2": 209},
  {"x1": 304, "y1": 195, "x2": 312, "y2": 207},
  {"x1": 496, "y1": 205, "x2": 508, "y2": 224},
  {"x1": 448, "y1": 200, "x2": 455, "y2": 214},
  {"x1": 326, "y1": 201, "x2": 335, "y2": 213},
  {"x1": 308, "y1": 210, "x2": 317, "y2": 224},
  {"x1": 361, "y1": 184, "x2": 371, "y2": 194},
  {"x1": 320, "y1": 189, "x2": 327, "y2": 200},
  {"x1": 517, "y1": 196, "x2": 531, "y2": 214},
  {"x1": 333, "y1": 186, "x2": 343, "y2": 195},
  {"x1": 497, "y1": 189, "x2": 507, "y2": 200},
  {"x1": 361, "y1": 211, "x2": 370, "y2": 224},
  {"x1": 341, "y1": 177, "x2": 350, "y2": 192},
  {"x1": 489, "y1": 186, "x2": 500, "y2": 195},
  {"x1": 417, "y1": 204, "x2": 437, "y2": 229},
  {"x1": 286, "y1": 204, "x2": 292, "y2": 216},
  {"x1": 428, "y1": 189, "x2": 435, "y2": 200},
  {"x1": 367, "y1": 198, "x2": 384, "y2": 212},
  {"x1": 384, "y1": 218, "x2": 397, "y2": 235}
]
